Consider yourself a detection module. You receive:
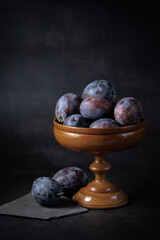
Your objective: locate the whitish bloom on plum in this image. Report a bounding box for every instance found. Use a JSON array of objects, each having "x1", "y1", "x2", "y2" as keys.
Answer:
[
  {"x1": 80, "y1": 96, "x2": 113, "y2": 121},
  {"x1": 31, "y1": 177, "x2": 62, "y2": 206},
  {"x1": 82, "y1": 80, "x2": 117, "y2": 103},
  {"x1": 114, "y1": 97, "x2": 143, "y2": 126},
  {"x1": 90, "y1": 118, "x2": 120, "y2": 128},
  {"x1": 53, "y1": 167, "x2": 88, "y2": 197},
  {"x1": 55, "y1": 93, "x2": 81, "y2": 123}
]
